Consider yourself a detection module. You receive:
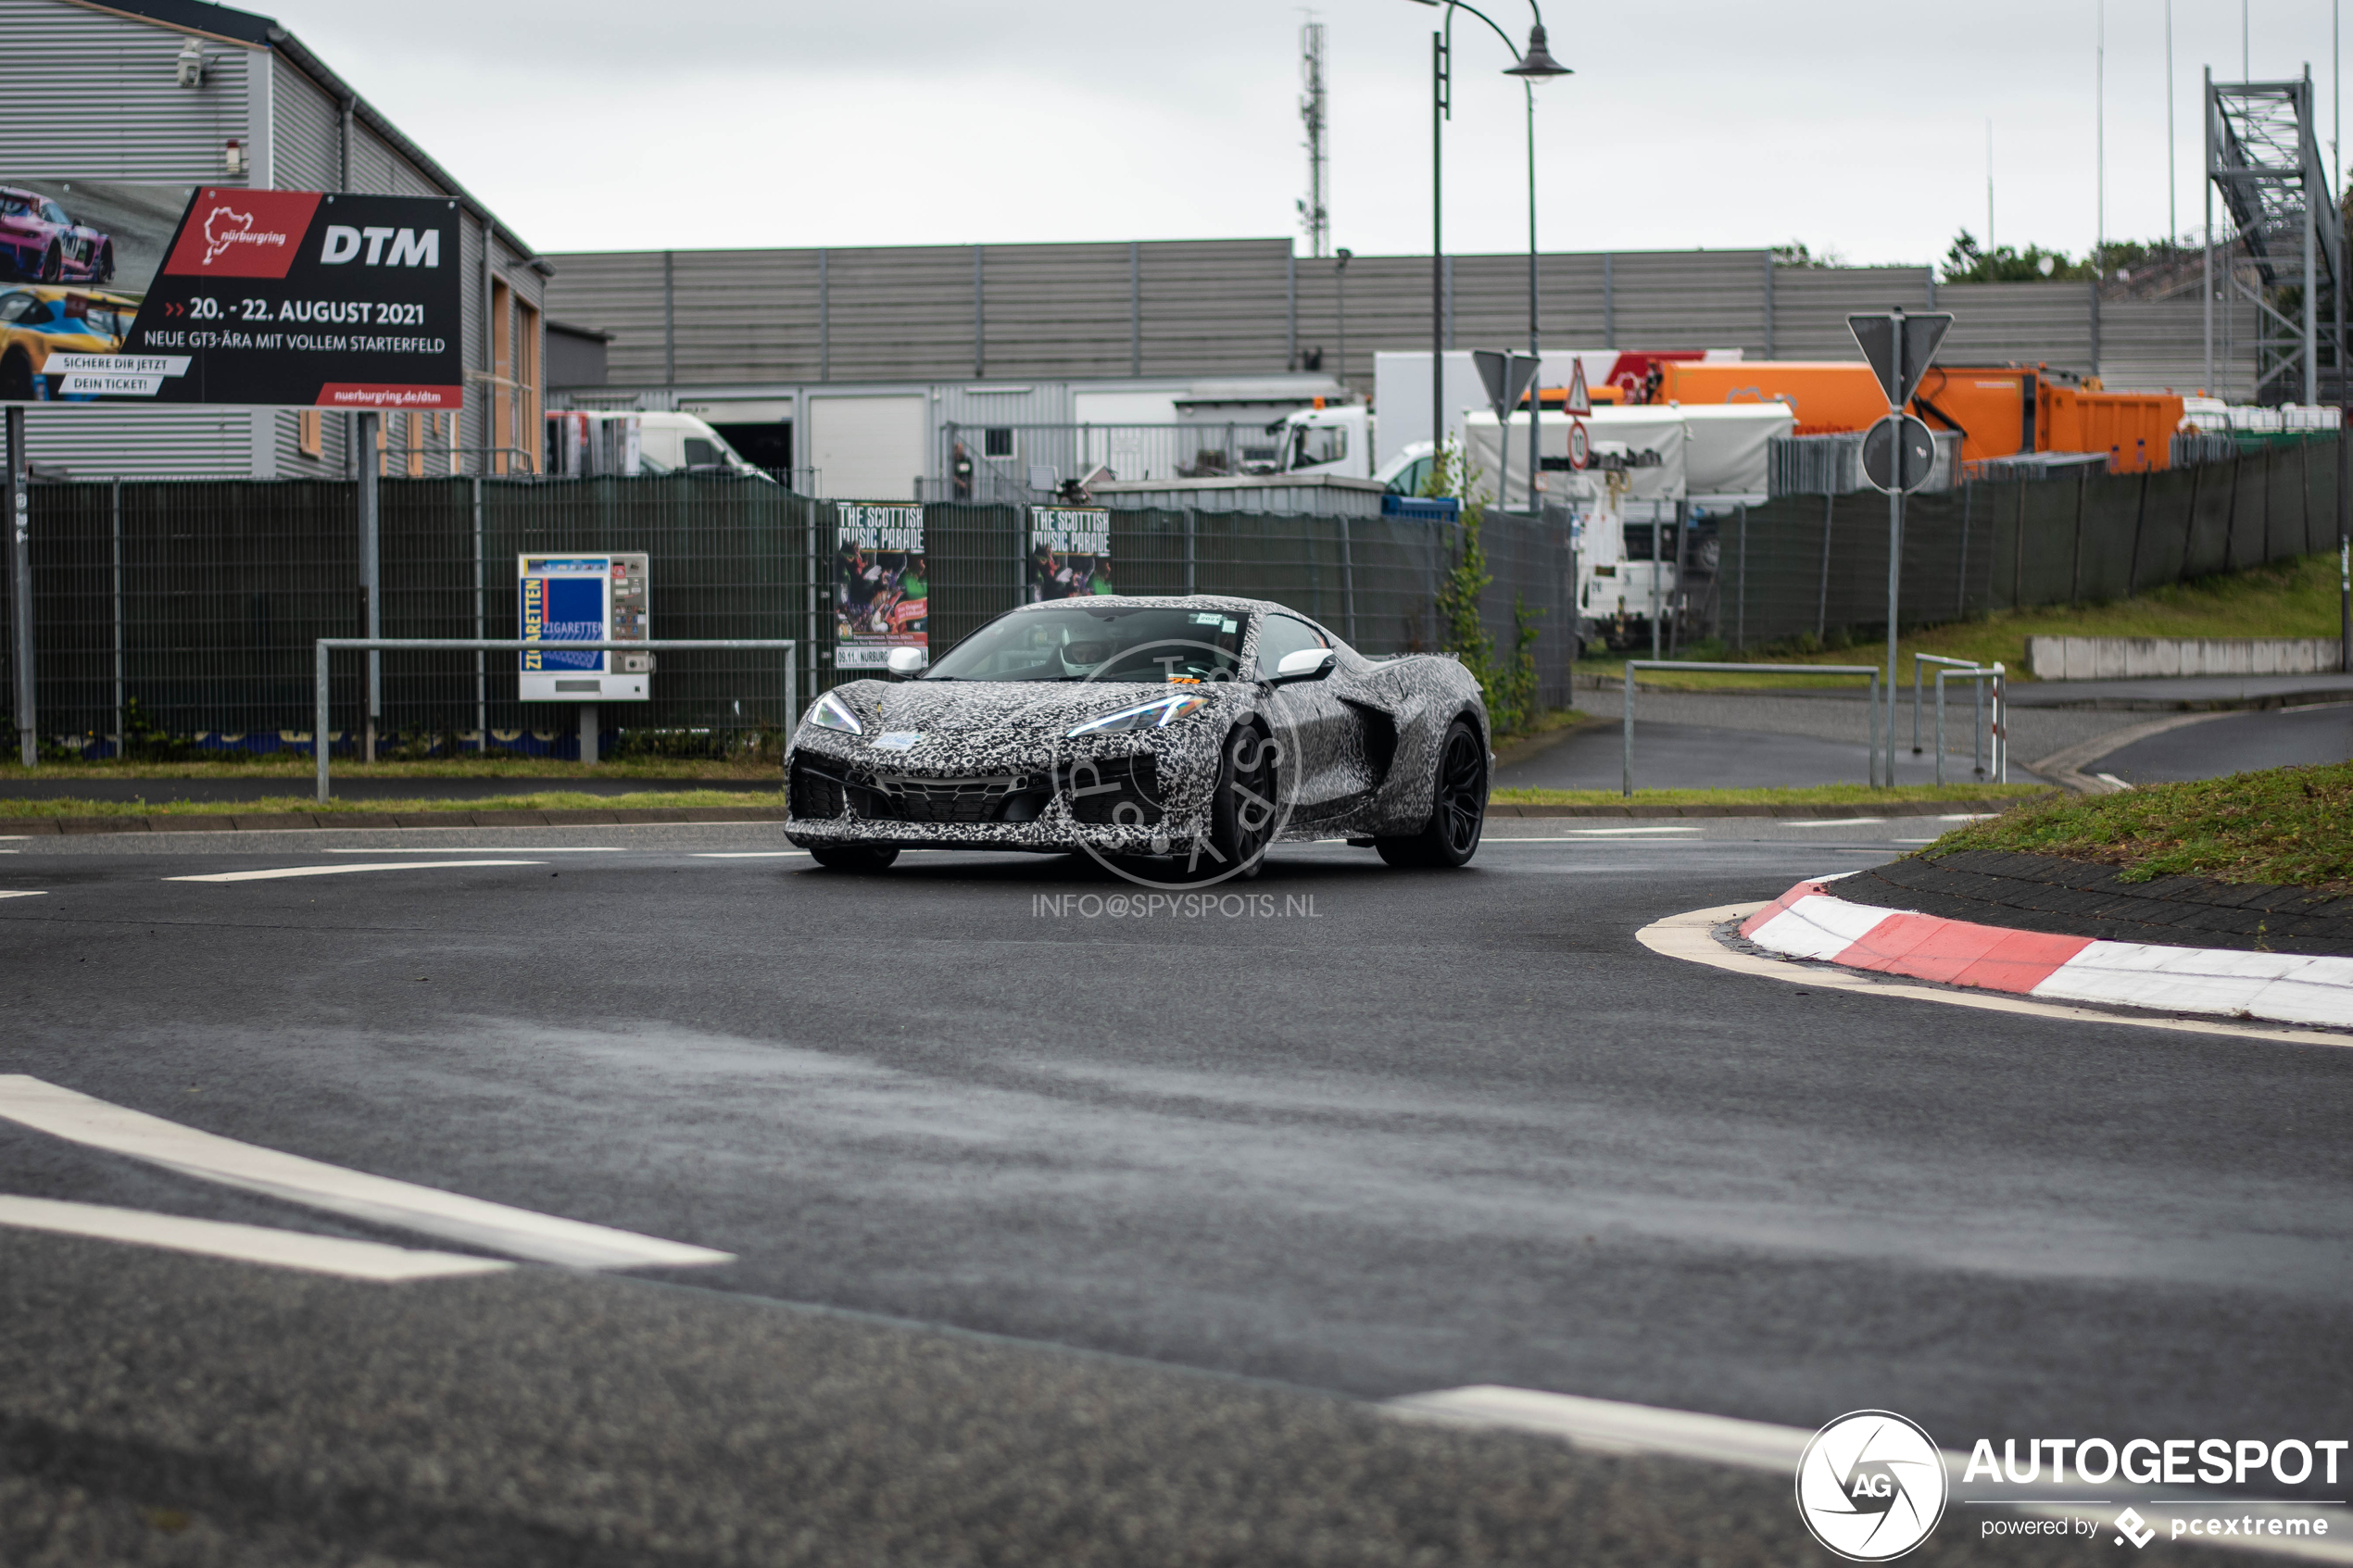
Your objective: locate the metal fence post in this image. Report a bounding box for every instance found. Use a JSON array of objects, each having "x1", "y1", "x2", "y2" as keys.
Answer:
[
  {"x1": 1992, "y1": 661, "x2": 2007, "y2": 782},
  {"x1": 472, "y1": 476, "x2": 485, "y2": 750},
  {"x1": 1816, "y1": 493, "x2": 1833, "y2": 642},
  {"x1": 109, "y1": 477, "x2": 123, "y2": 759},
  {"x1": 1620, "y1": 660, "x2": 1634, "y2": 797},
  {"x1": 1735, "y1": 504, "x2": 1747, "y2": 652},
  {"x1": 1339, "y1": 514, "x2": 1356, "y2": 646},
  {"x1": 357, "y1": 408, "x2": 381, "y2": 762},
  {"x1": 1184, "y1": 507, "x2": 1198, "y2": 596},
  {"x1": 1955, "y1": 482, "x2": 1970, "y2": 620},
  {"x1": 1934, "y1": 671, "x2": 1945, "y2": 786},
  {"x1": 7, "y1": 405, "x2": 29, "y2": 769},
  {"x1": 315, "y1": 639, "x2": 331, "y2": 804}
]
